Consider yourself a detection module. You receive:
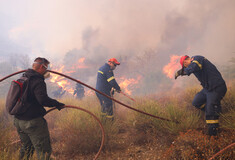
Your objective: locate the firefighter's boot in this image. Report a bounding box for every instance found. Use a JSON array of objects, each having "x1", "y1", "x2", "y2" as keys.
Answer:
[{"x1": 208, "y1": 123, "x2": 219, "y2": 136}]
